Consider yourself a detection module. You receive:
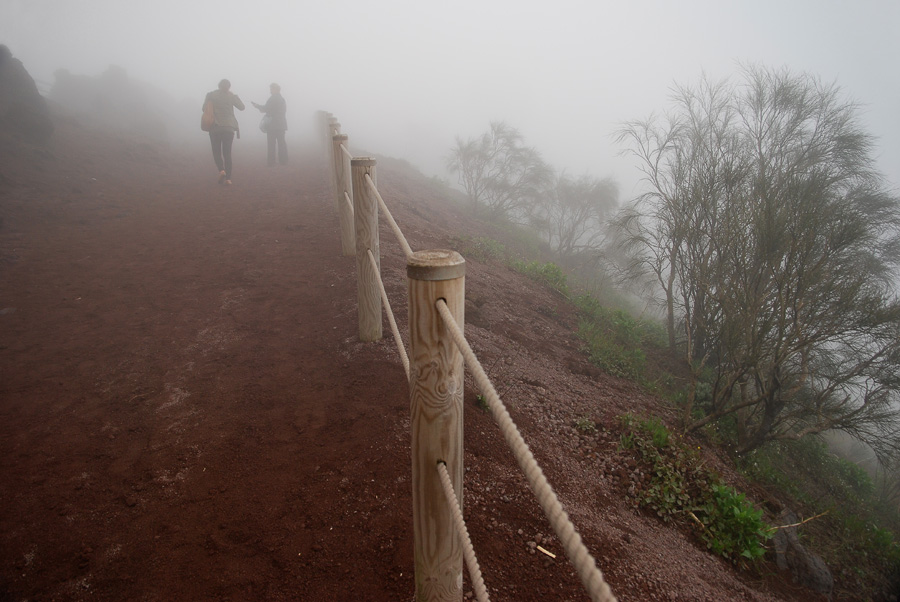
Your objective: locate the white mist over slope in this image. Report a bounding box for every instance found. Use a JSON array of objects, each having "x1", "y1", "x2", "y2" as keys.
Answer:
[{"x1": 2, "y1": 0, "x2": 898, "y2": 196}]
